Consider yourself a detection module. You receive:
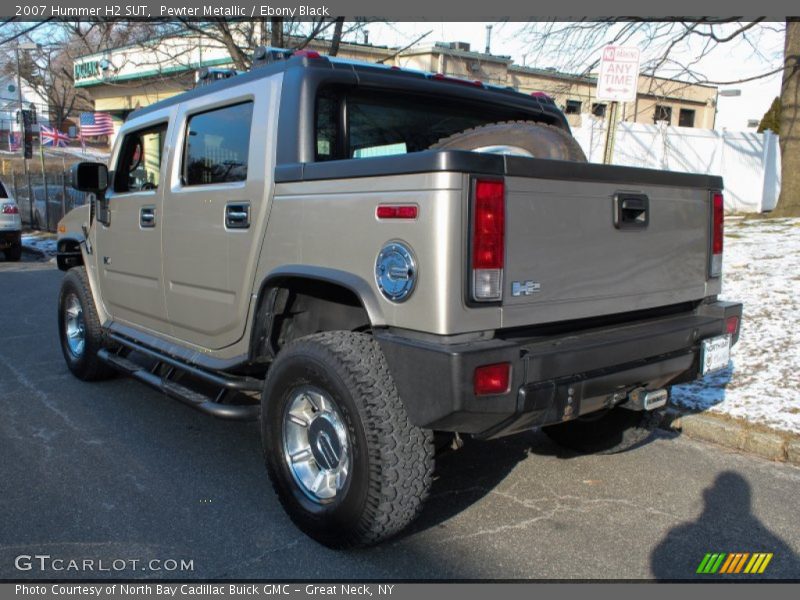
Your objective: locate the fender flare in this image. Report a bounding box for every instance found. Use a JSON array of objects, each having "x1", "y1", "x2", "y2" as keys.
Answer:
[{"x1": 249, "y1": 265, "x2": 386, "y2": 359}]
